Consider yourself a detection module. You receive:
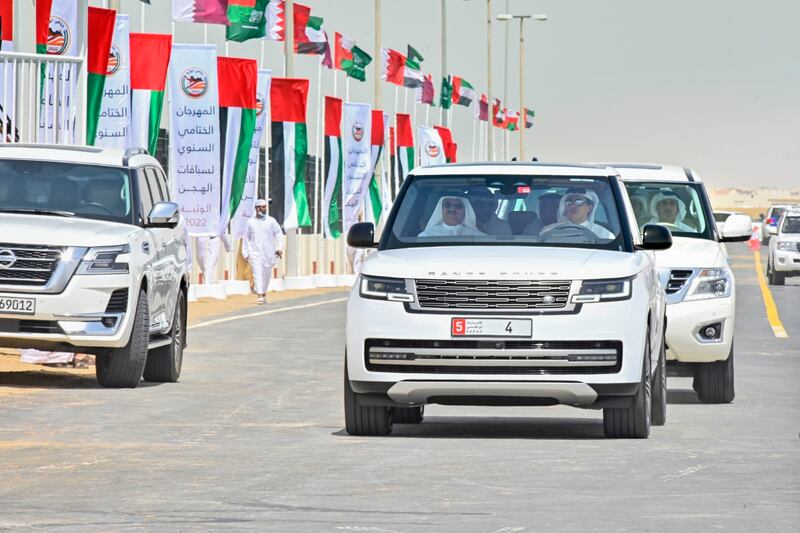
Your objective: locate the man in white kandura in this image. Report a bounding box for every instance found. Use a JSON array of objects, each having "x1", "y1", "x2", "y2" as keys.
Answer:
[
  {"x1": 648, "y1": 191, "x2": 696, "y2": 232},
  {"x1": 243, "y1": 199, "x2": 284, "y2": 305},
  {"x1": 540, "y1": 189, "x2": 615, "y2": 240},
  {"x1": 418, "y1": 195, "x2": 485, "y2": 237}
]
